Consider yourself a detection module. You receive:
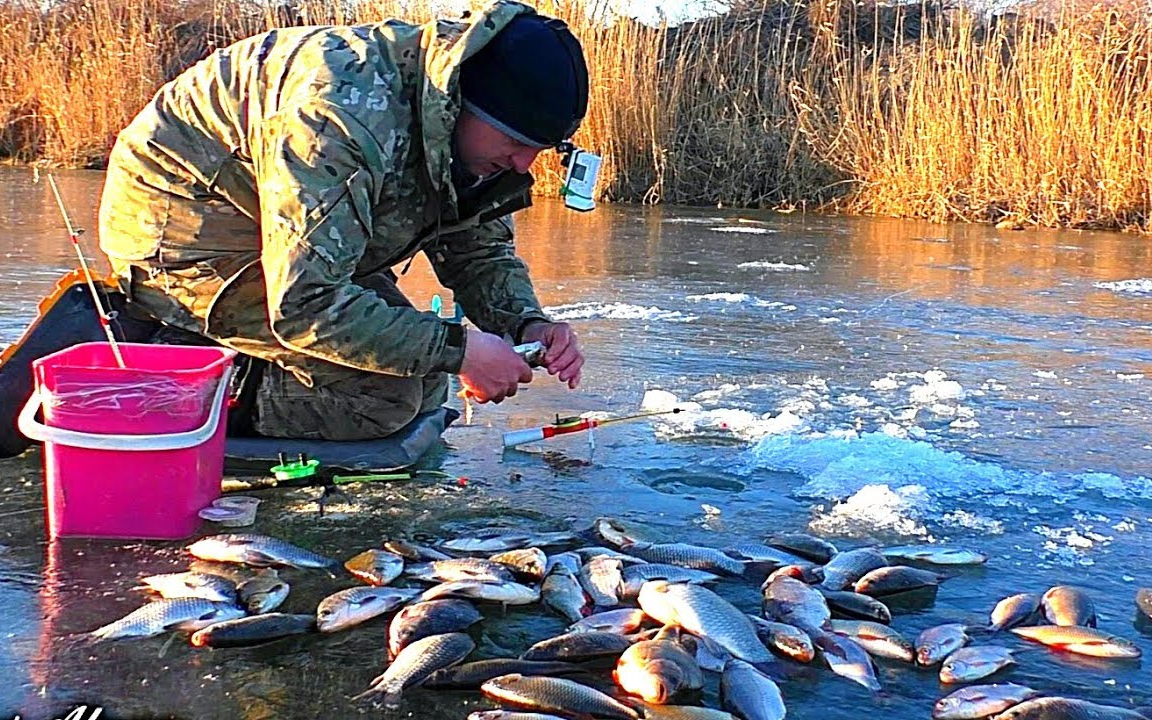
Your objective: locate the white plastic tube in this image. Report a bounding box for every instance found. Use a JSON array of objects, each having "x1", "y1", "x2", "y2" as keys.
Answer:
[
  {"x1": 18, "y1": 366, "x2": 233, "y2": 452},
  {"x1": 502, "y1": 427, "x2": 546, "y2": 448}
]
